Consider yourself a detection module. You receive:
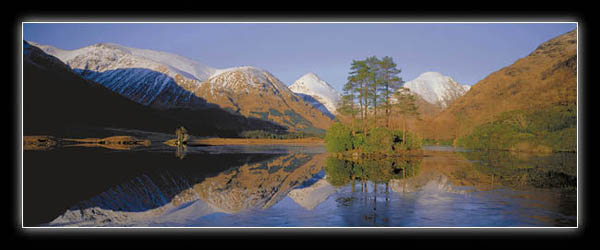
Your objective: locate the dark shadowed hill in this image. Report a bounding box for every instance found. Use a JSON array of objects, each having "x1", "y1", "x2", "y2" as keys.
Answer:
[{"x1": 23, "y1": 41, "x2": 286, "y2": 138}]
